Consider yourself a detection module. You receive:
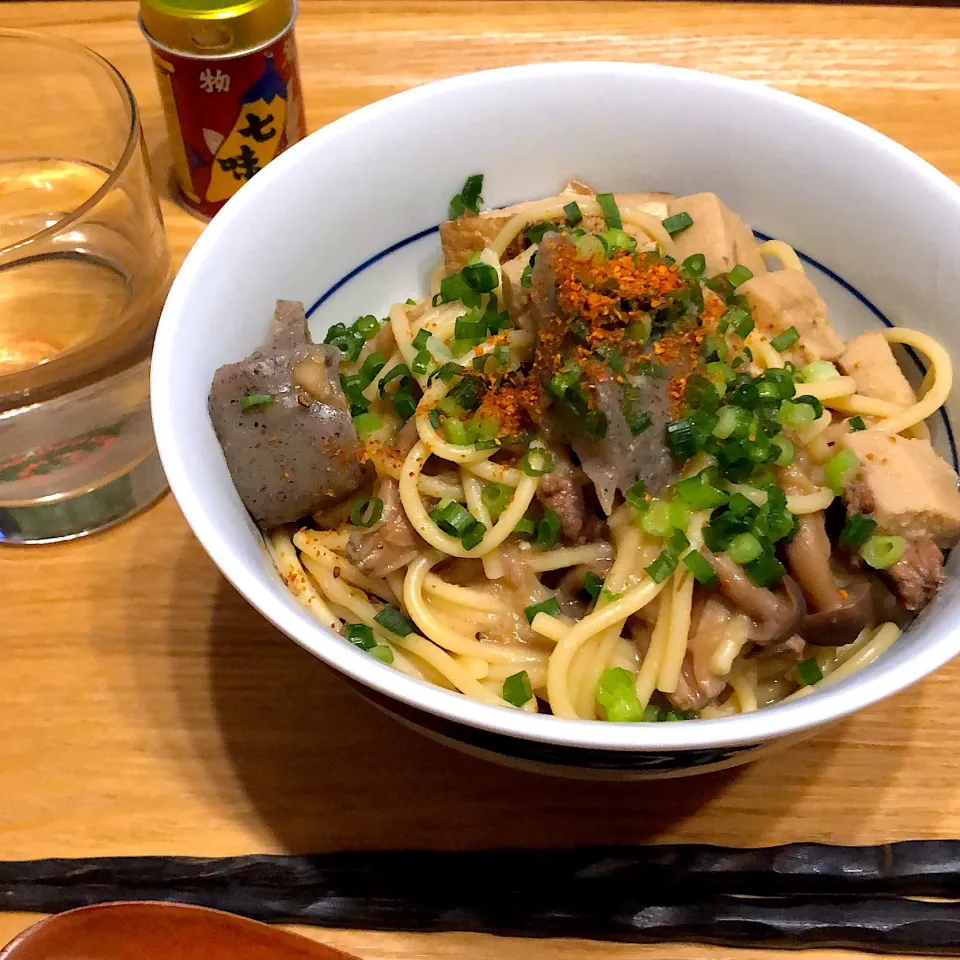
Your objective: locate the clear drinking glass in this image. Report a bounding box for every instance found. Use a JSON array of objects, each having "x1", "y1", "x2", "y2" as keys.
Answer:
[{"x1": 0, "y1": 29, "x2": 171, "y2": 543}]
